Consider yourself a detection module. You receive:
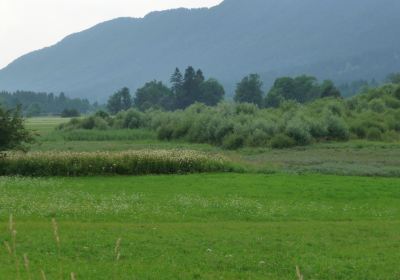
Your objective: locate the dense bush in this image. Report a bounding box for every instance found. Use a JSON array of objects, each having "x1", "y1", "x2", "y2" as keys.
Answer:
[
  {"x1": 0, "y1": 150, "x2": 234, "y2": 176},
  {"x1": 61, "y1": 108, "x2": 80, "y2": 118},
  {"x1": 270, "y1": 134, "x2": 296, "y2": 149},
  {"x1": 60, "y1": 84, "x2": 400, "y2": 149}
]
